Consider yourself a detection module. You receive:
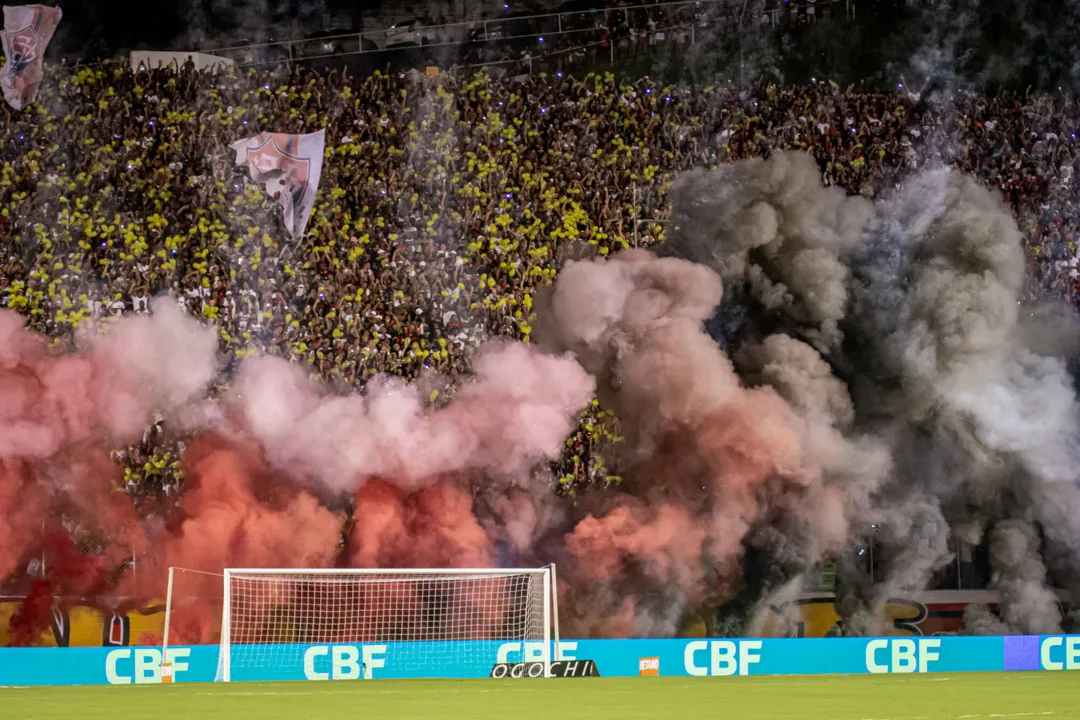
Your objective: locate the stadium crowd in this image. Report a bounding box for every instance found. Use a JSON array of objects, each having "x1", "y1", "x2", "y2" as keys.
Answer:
[{"x1": 2, "y1": 58, "x2": 1080, "y2": 510}]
